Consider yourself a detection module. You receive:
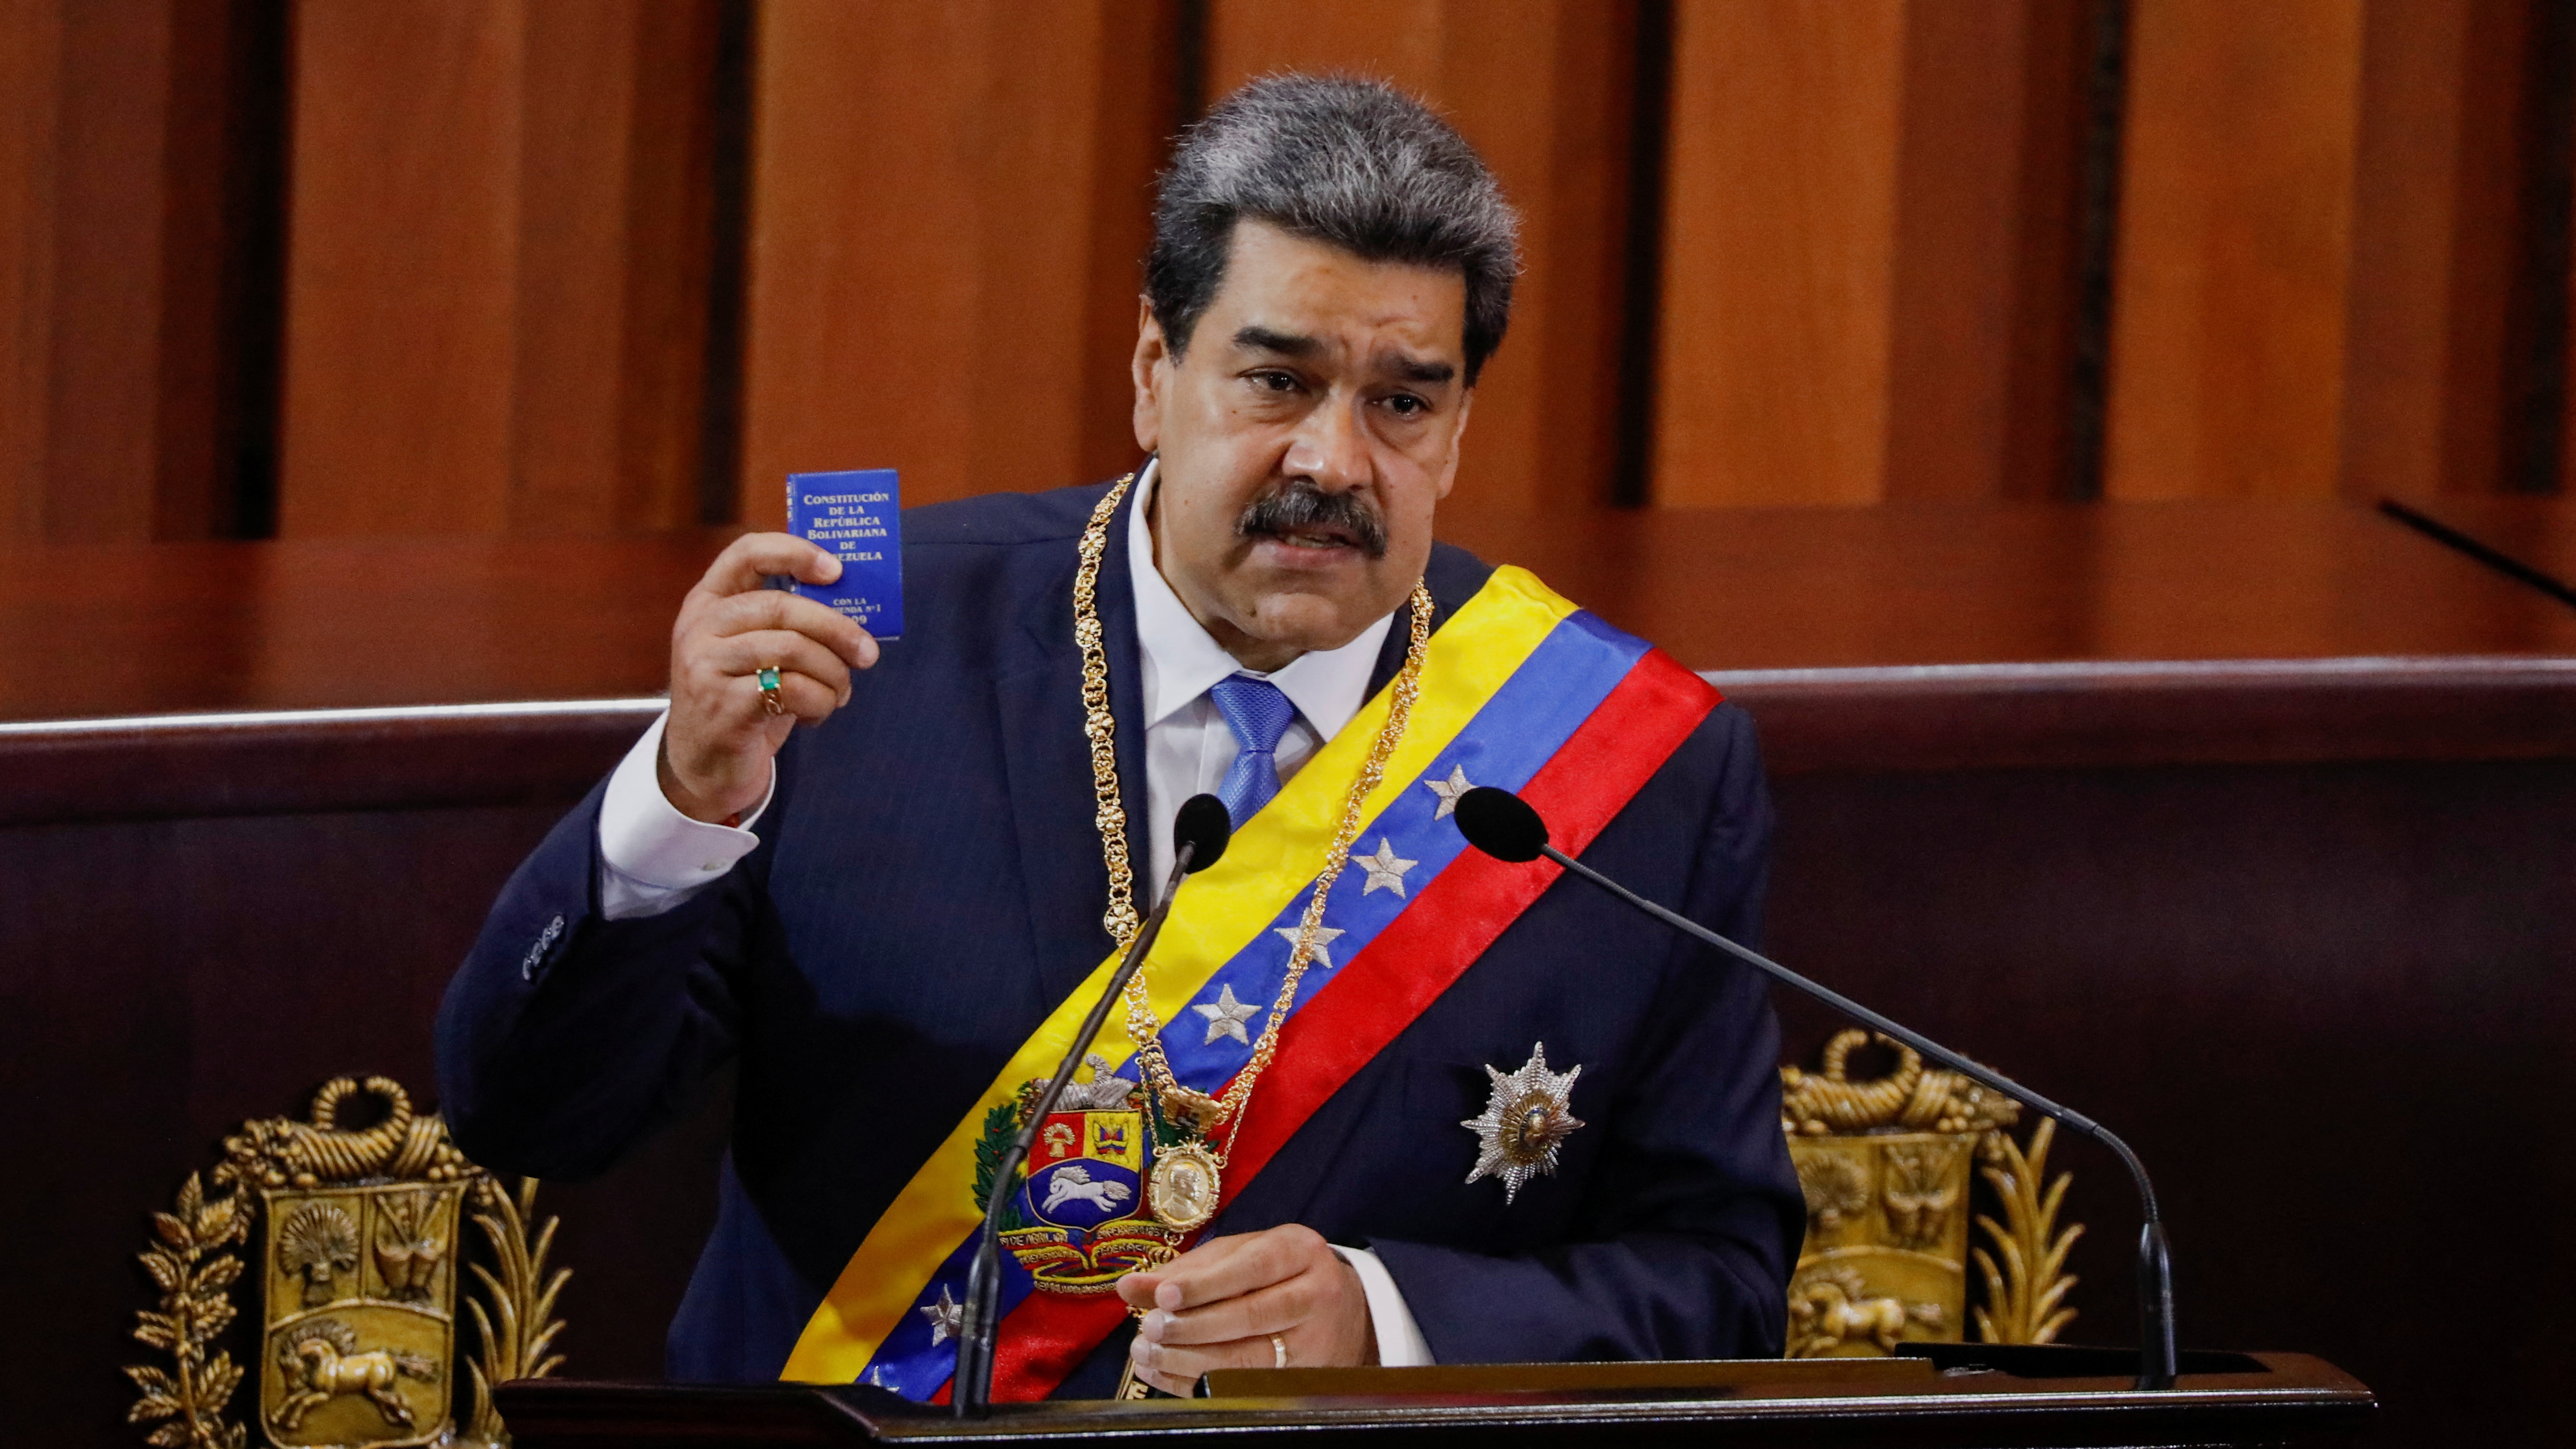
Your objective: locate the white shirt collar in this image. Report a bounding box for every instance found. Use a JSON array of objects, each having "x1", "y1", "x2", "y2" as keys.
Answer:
[{"x1": 1126, "y1": 458, "x2": 1396, "y2": 735}]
